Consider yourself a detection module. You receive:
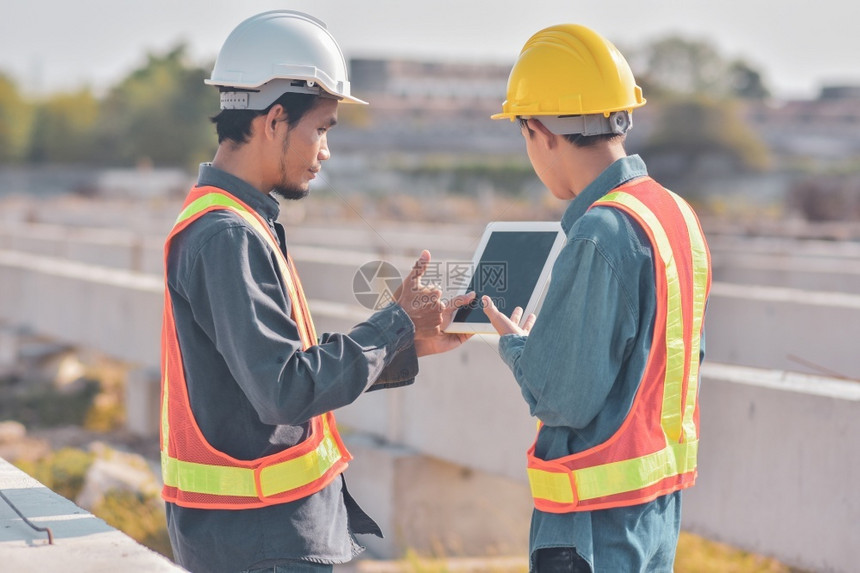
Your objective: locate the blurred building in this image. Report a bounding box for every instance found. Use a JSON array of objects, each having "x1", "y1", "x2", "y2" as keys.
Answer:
[
  {"x1": 743, "y1": 84, "x2": 860, "y2": 162},
  {"x1": 347, "y1": 57, "x2": 860, "y2": 166},
  {"x1": 335, "y1": 58, "x2": 521, "y2": 156},
  {"x1": 350, "y1": 58, "x2": 510, "y2": 117}
]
